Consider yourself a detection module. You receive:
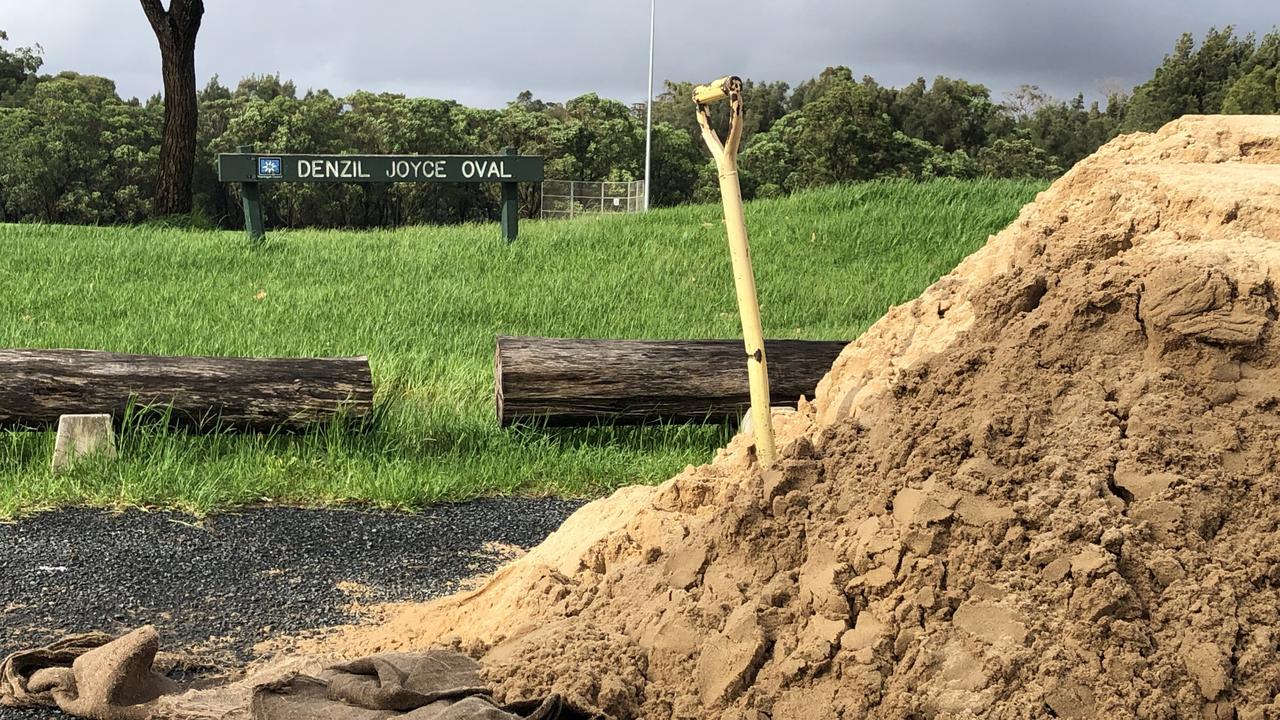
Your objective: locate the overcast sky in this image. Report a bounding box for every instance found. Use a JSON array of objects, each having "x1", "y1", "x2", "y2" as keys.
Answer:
[{"x1": 1, "y1": 1, "x2": 1276, "y2": 108}]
